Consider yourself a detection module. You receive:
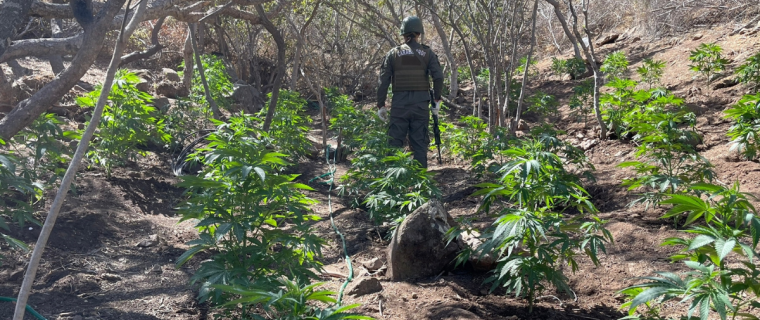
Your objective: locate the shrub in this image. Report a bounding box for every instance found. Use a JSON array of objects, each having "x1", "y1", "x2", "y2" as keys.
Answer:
[
  {"x1": 601, "y1": 50, "x2": 629, "y2": 80},
  {"x1": 176, "y1": 114, "x2": 325, "y2": 309},
  {"x1": 78, "y1": 70, "x2": 170, "y2": 178},
  {"x1": 621, "y1": 183, "x2": 760, "y2": 320},
  {"x1": 636, "y1": 58, "x2": 666, "y2": 89},
  {"x1": 0, "y1": 151, "x2": 38, "y2": 262},
  {"x1": 328, "y1": 89, "x2": 386, "y2": 155},
  {"x1": 736, "y1": 52, "x2": 760, "y2": 92},
  {"x1": 689, "y1": 43, "x2": 729, "y2": 86},
  {"x1": 725, "y1": 92, "x2": 760, "y2": 160}
]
